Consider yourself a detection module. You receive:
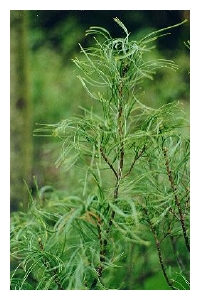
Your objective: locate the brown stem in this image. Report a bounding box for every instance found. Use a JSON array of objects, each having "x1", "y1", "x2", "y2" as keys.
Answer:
[
  {"x1": 90, "y1": 214, "x2": 107, "y2": 289},
  {"x1": 38, "y1": 238, "x2": 63, "y2": 290},
  {"x1": 155, "y1": 233, "x2": 175, "y2": 290},
  {"x1": 163, "y1": 147, "x2": 190, "y2": 252},
  {"x1": 143, "y1": 210, "x2": 175, "y2": 290},
  {"x1": 117, "y1": 78, "x2": 125, "y2": 179},
  {"x1": 102, "y1": 79, "x2": 124, "y2": 255},
  {"x1": 104, "y1": 80, "x2": 124, "y2": 232},
  {"x1": 101, "y1": 79, "x2": 124, "y2": 244},
  {"x1": 91, "y1": 80, "x2": 125, "y2": 289}
]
